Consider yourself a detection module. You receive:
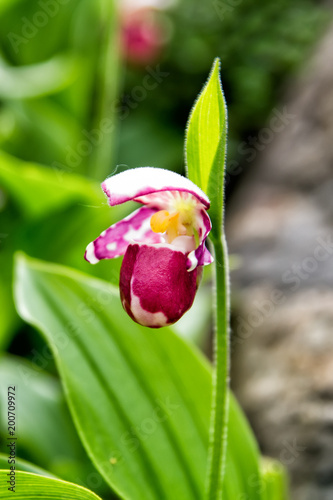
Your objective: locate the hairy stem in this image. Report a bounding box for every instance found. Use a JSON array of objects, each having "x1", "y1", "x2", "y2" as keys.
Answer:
[{"x1": 206, "y1": 232, "x2": 230, "y2": 499}]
